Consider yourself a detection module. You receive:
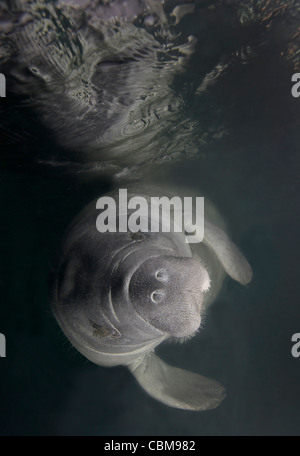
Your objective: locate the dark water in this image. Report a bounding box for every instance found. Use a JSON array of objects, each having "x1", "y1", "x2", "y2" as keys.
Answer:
[{"x1": 0, "y1": 0, "x2": 300, "y2": 435}]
